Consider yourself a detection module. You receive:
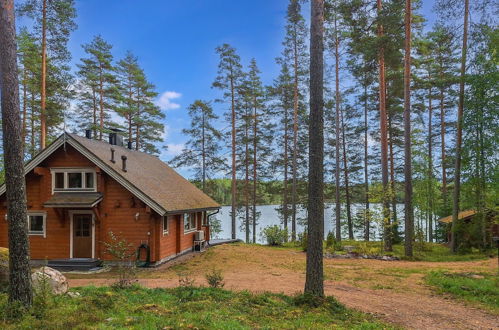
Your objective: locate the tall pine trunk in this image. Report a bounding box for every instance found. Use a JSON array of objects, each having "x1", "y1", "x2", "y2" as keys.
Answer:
[
  {"x1": 291, "y1": 27, "x2": 299, "y2": 241},
  {"x1": 245, "y1": 109, "x2": 250, "y2": 243},
  {"x1": 333, "y1": 14, "x2": 342, "y2": 241},
  {"x1": 252, "y1": 98, "x2": 258, "y2": 244},
  {"x1": 21, "y1": 68, "x2": 27, "y2": 145},
  {"x1": 201, "y1": 110, "x2": 206, "y2": 192},
  {"x1": 451, "y1": 0, "x2": 469, "y2": 253},
  {"x1": 98, "y1": 63, "x2": 104, "y2": 140},
  {"x1": 427, "y1": 86, "x2": 434, "y2": 242},
  {"x1": 340, "y1": 107, "x2": 353, "y2": 240},
  {"x1": 439, "y1": 86, "x2": 447, "y2": 214},
  {"x1": 388, "y1": 115, "x2": 397, "y2": 241},
  {"x1": 305, "y1": 0, "x2": 324, "y2": 297},
  {"x1": 230, "y1": 68, "x2": 237, "y2": 240},
  {"x1": 377, "y1": 0, "x2": 391, "y2": 252},
  {"x1": 0, "y1": 0, "x2": 33, "y2": 307},
  {"x1": 403, "y1": 0, "x2": 414, "y2": 257},
  {"x1": 283, "y1": 104, "x2": 289, "y2": 234},
  {"x1": 40, "y1": 0, "x2": 47, "y2": 149},
  {"x1": 363, "y1": 83, "x2": 370, "y2": 241}
]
